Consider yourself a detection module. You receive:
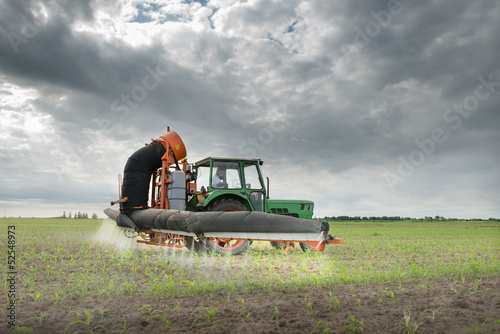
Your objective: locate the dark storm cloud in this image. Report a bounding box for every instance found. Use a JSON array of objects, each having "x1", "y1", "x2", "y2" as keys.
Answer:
[
  {"x1": 312, "y1": 0, "x2": 499, "y2": 95},
  {"x1": 0, "y1": 1, "x2": 95, "y2": 86},
  {"x1": 0, "y1": 0, "x2": 256, "y2": 143},
  {"x1": 0, "y1": 1, "x2": 168, "y2": 124}
]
